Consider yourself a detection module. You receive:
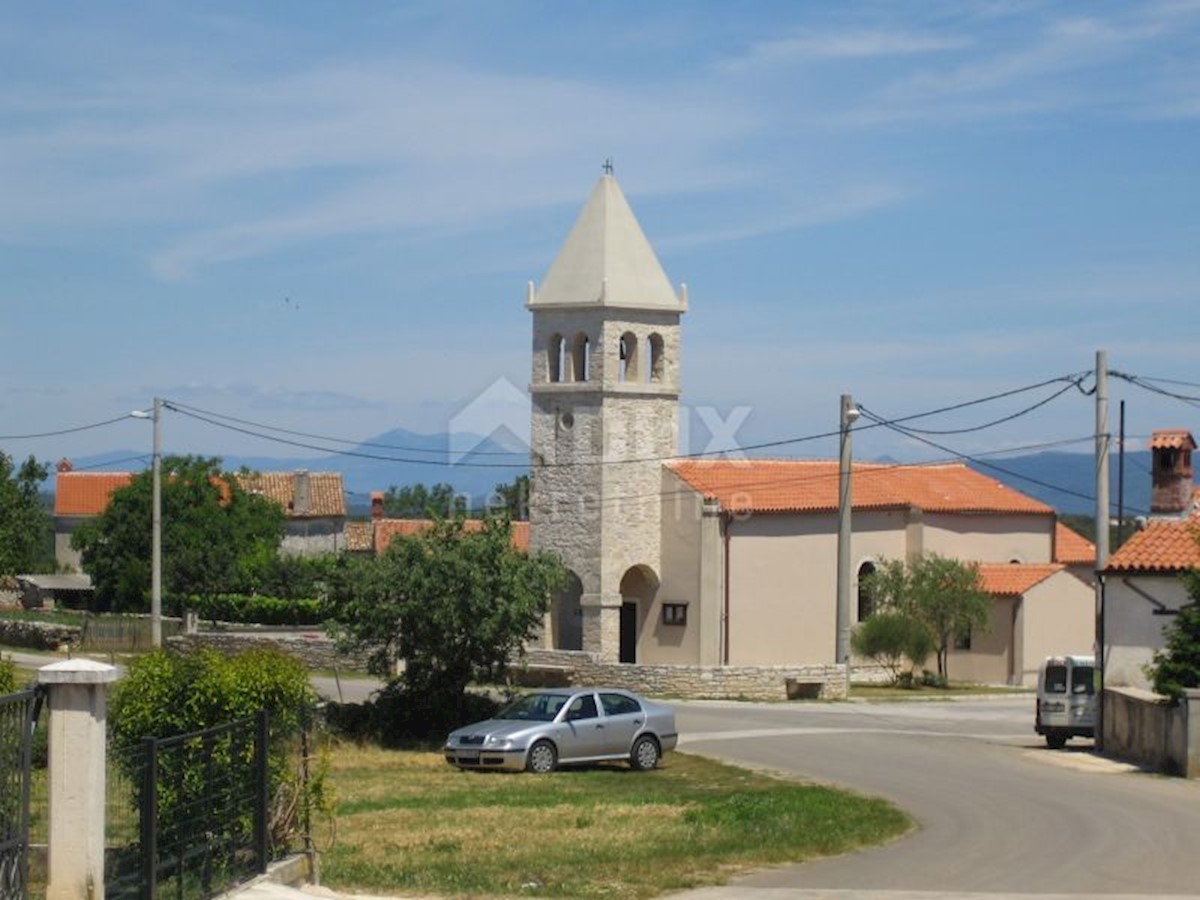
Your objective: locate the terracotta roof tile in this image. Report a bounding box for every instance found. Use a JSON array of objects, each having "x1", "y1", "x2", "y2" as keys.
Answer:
[
  {"x1": 343, "y1": 521, "x2": 374, "y2": 553},
  {"x1": 1149, "y1": 429, "x2": 1196, "y2": 450},
  {"x1": 1054, "y1": 522, "x2": 1095, "y2": 566},
  {"x1": 978, "y1": 563, "x2": 1064, "y2": 596},
  {"x1": 54, "y1": 472, "x2": 135, "y2": 516},
  {"x1": 374, "y1": 518, "x2": 529, "y2": 555},
  {"x1": 1105, "y1": 520, "x2": 1200, "y2": 573},
  {"x1": 667, "y1": 460, "x2": 1052, "y2": 516},
  {"x1": 233, "y1": 472, "x2": 345, "y2": 518}
]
